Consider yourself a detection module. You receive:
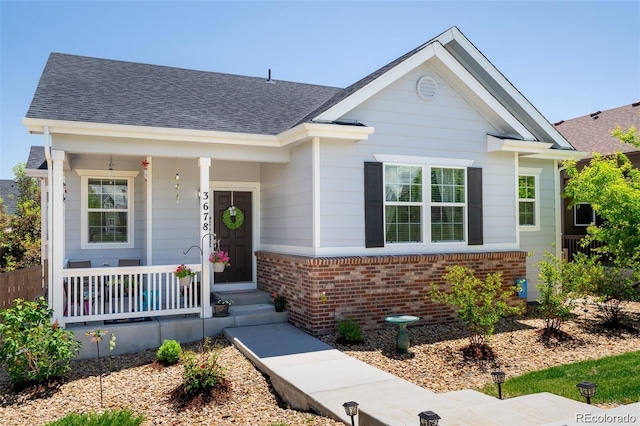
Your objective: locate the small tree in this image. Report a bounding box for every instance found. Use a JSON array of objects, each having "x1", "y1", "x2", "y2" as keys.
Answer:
[
  {"x1": 0, "y1": 163, "x2": 41, "y2": 272},
  {"x1": 428, "y1": 265, "x2": 523, "y2": 349},
  {"x1": 594, "y1": 266, "x2": 640, "y2": 326},
  {"x1": 0, "y1": 297, "x2": 80, "y2": 385},
  {"x1": 563, "y1": 124, "x2": 640, "y2": 272},
  {"x1": 534, "y1": 251, "x2": 601, "y2": 335}
]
